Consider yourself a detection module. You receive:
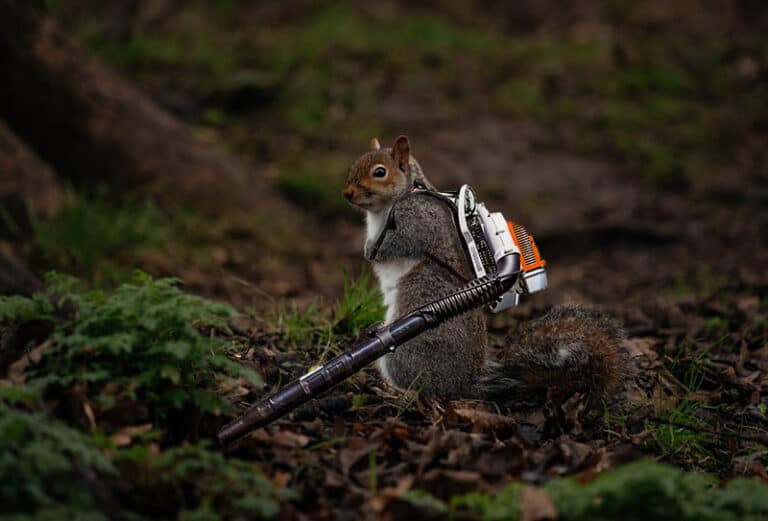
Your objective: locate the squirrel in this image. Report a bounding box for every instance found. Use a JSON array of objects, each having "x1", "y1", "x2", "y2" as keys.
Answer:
[{"x1": 342, "y1": 136, "x2": 629, "y2": 404}]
